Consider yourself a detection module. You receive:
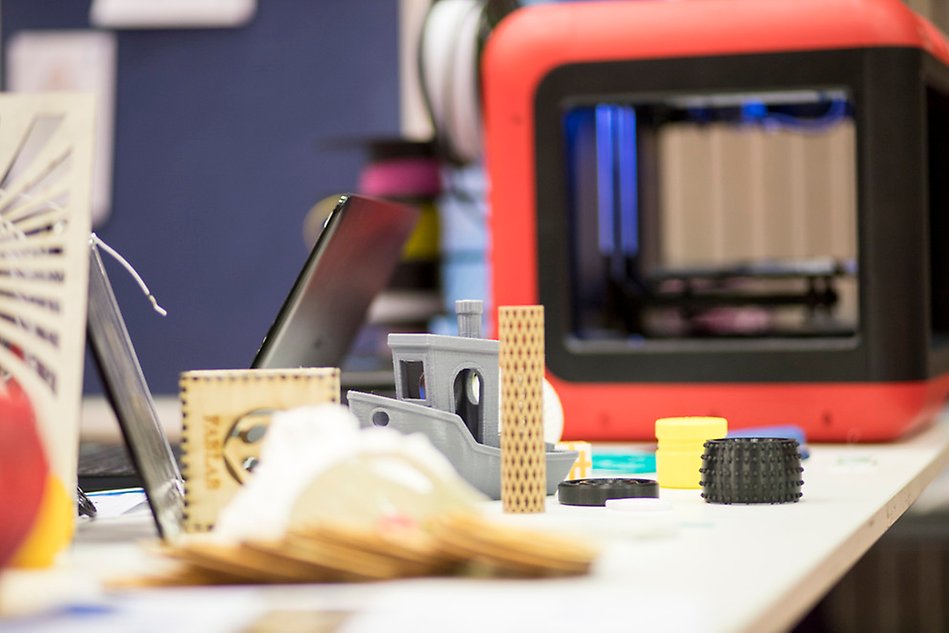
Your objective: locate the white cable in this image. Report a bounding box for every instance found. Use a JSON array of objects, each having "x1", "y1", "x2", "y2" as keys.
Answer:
[{"x1": 89, "y1": 232, "x2": 168, "y2": 316}]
